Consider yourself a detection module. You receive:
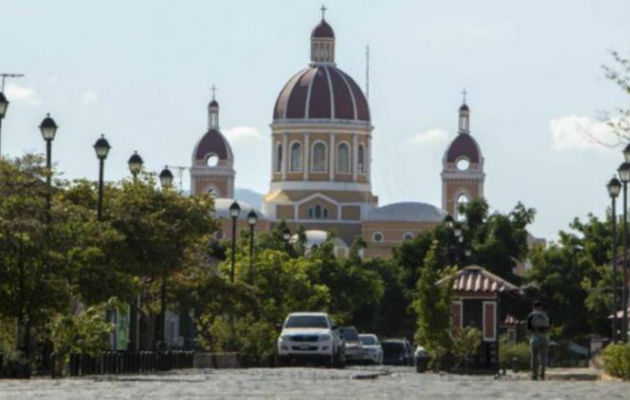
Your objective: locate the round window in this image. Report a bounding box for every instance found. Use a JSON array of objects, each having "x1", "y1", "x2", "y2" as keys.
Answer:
[
  {"x1": 456, "y1": 158, "x2": 470, "y2": 171},
  {"x1": 373, "y1": 232, "x2": 384, "y2": 242},
  {"x1": 215, "y1": 231, "x2": 224, "y2": 240},
  {"x1": 403, "y1": 232, "x2": 414, "y2": 241},
  {"x1": 207, "y1": 154, "x2": 219, "y2": 167}
]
